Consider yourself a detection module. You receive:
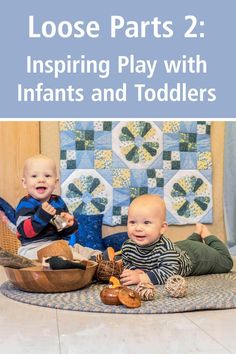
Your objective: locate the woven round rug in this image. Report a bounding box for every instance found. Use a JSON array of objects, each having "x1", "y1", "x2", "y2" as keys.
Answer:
[{"x1": 1, "y1": 272, "x2": 236, "y2": 314}]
